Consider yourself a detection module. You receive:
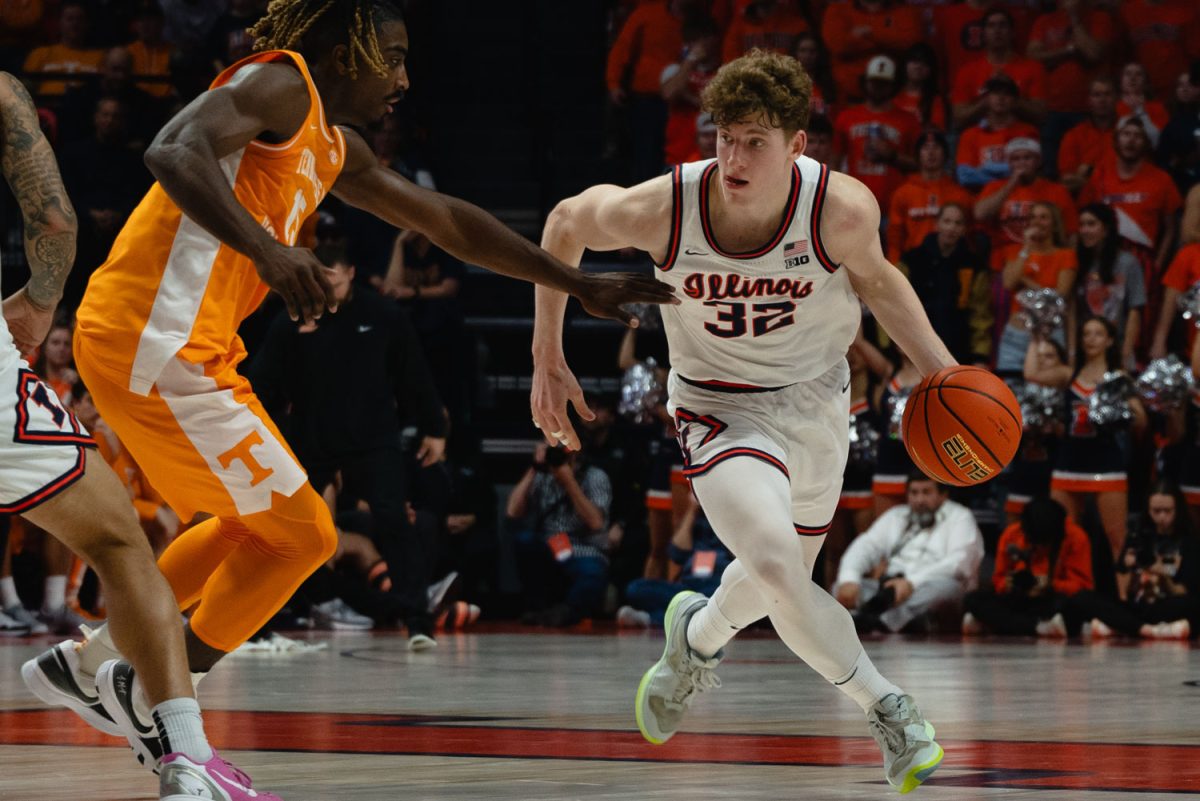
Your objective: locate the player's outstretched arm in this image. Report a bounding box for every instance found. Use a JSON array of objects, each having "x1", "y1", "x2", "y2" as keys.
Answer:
[
  {"x1": 822, "y1": 172, "x2": 957, "y2": 377},
  {"x1": 530, "y1": 177, "x2": 673, "y2": 449},
  {"x1": 144, "y1": 63, "x2": 336, "y2": 324},
  {"x1": 0, "y1": 72, "x2": 77, "y2": 352},
  {"x1": 331, "y1": 131, "x2": 676, "y2": 327}
]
